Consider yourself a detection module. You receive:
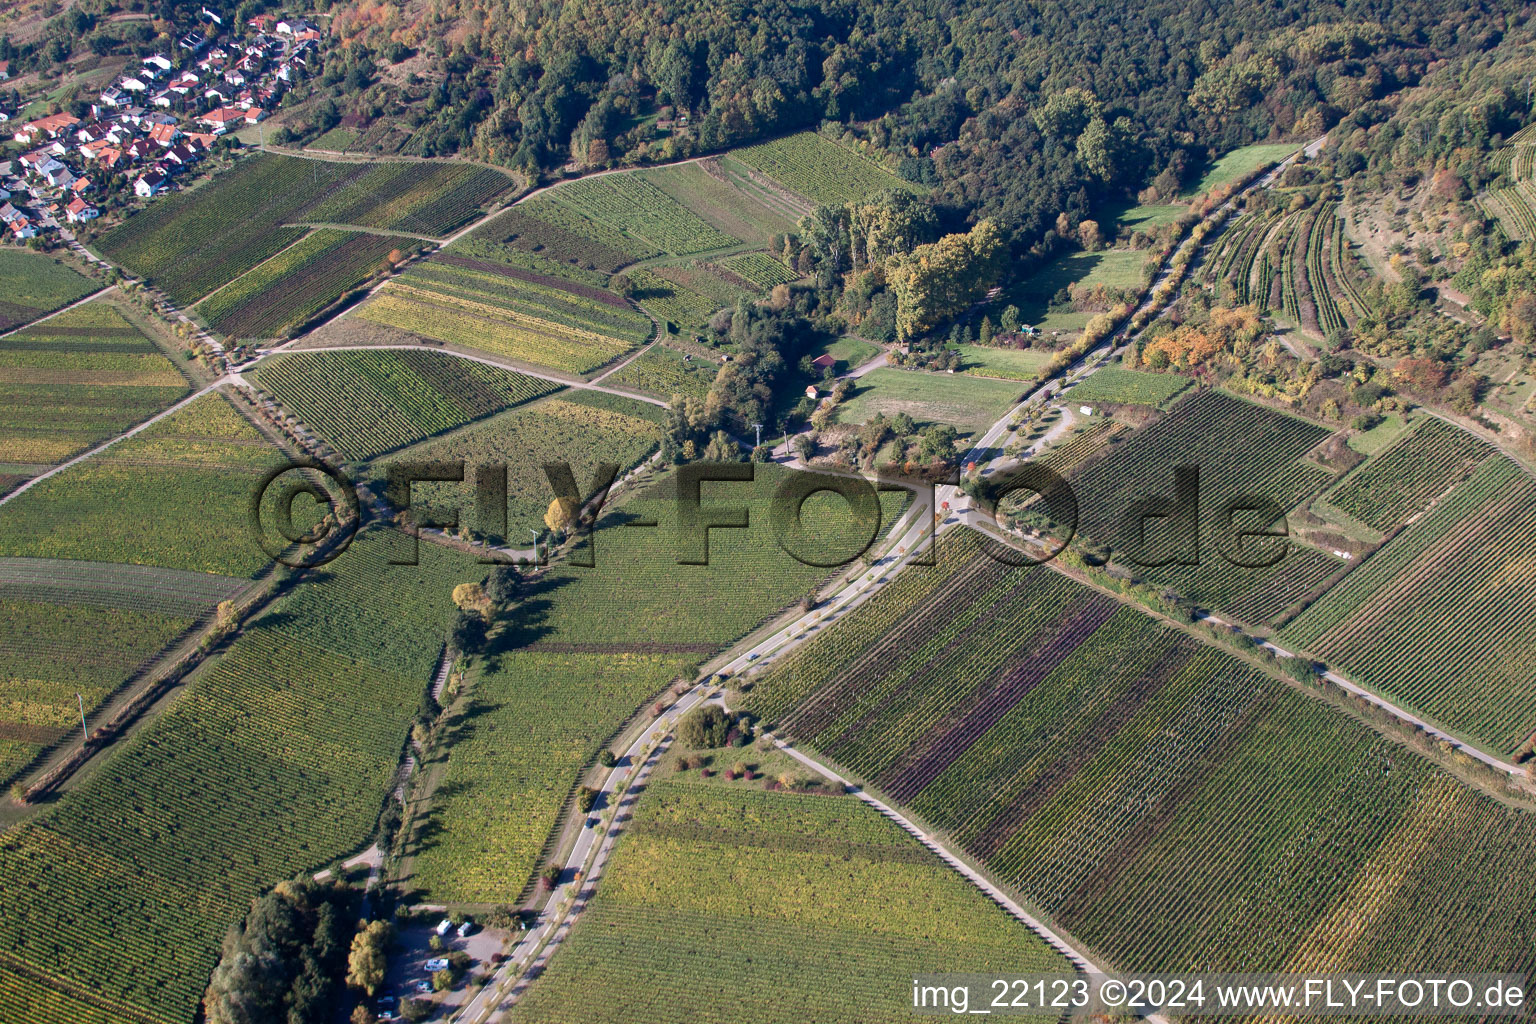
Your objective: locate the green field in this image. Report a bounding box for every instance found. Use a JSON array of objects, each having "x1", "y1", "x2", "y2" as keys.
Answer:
[
  {"x1": 194, "y1": 229, "x2": 399, "y2": 338},
  {"x1": 811, "y1": 335, "x2": 881, "y2": 372},
  {"x1": 0, "y1": 302, "x2": 190, "y2": 467},
  {"x1": 507, "y1": 779, "x2": 1068, "y2": 1024},
  {"x1": 1184, "y1": 142, "x2": 1298, "y2": 196},
  {"x1": 1109, "y1": 202, "x2": 1187, "y2": 233},
  {"x1": 0, "y1": 528, "x2": 478, "y2": 1024},
  {"x1": 999, "y1": 248, "x2": 1149, "y2": 334},
  {"x1": 252, "y1": 349, "x2": 562, "y2": 461},
  {"x1": 97, "y1": 154, "x2": 513, "y2": 305},
  {"x1": 0, "y1": 392, "x2": 284, "y2": 577},
  {"x1": 550, "y1": 173, "x2": 742, "y2": 255},
  {"x1": 837, "y1": 367, "x2": 1022, "y2": 433},
  {"x1": 951, "y1": 343, "x2": 1052, "y2": 381},
  {"x1": 729, "y1": 131, "x2": 923, "y2": 206},
  {"x1": 744, "y1": 530, "x2": 1536, "y2": 984},
  {"x1": 0, "y1": 250, "x2": 97, "y2": 331},
  {"x1": 1345, "y1": 411, "x2": 1411, "y2": 455},
  {"x1": 1063, "y1": 366, "x2": 1191, "y2": 406}
]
